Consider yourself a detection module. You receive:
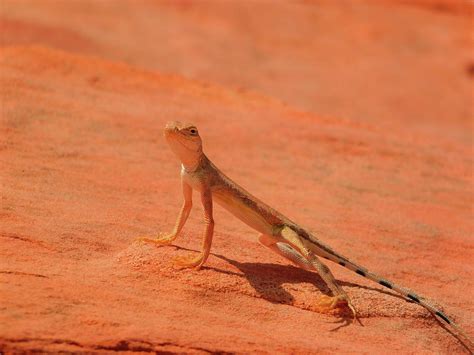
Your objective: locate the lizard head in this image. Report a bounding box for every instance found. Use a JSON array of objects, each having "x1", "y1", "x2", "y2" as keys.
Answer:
[{"x1": 164, "y1": 121, "x2": 203, "y2": 168}]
